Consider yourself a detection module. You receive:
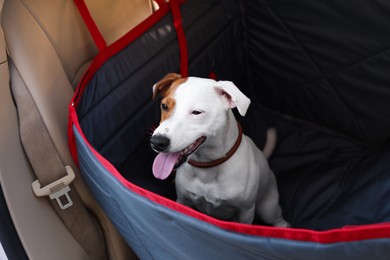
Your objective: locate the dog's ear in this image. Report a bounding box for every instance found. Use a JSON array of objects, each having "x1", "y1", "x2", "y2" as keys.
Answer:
[
  {"x1": 215, "y1": 81, "x2": 251, "y2": 116},
  {"x1": 152, "y1": 73, "x2": 182, "y2": 99}
]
